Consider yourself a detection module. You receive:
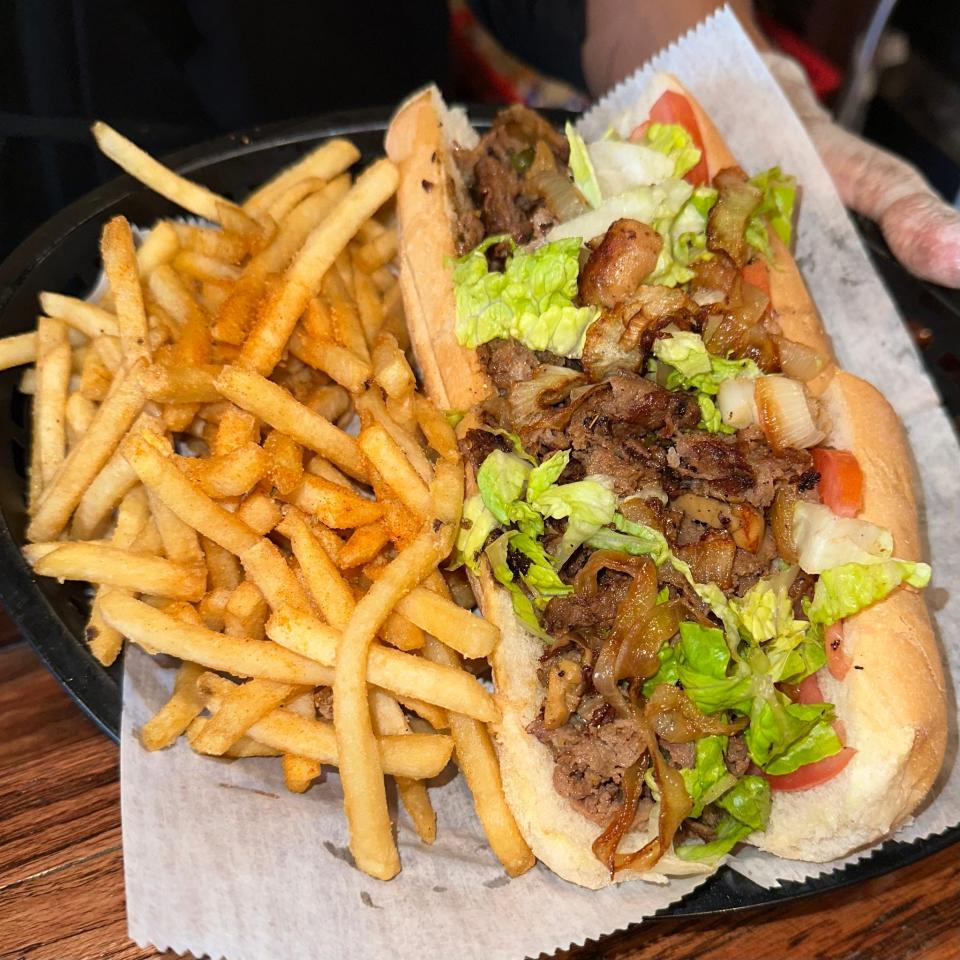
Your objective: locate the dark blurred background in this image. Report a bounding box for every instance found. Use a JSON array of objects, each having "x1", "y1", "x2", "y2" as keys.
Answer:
[{"x1": 1, "y1": 0, "x2": 959, "y2": 261}]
